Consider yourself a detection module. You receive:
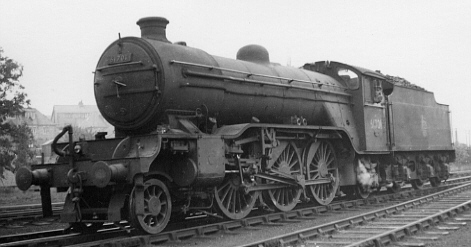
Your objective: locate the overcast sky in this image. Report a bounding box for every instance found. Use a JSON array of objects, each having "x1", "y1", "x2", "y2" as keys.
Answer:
[{"x1": 1, "y1": 0, "x2": 470, "y2": 142}]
